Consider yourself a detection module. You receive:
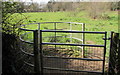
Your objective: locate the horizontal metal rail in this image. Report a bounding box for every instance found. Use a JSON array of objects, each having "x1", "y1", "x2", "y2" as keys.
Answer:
[
  {"x1": 19, "y1": 28, "x2": 36, "y2": 31},
  {"x1": 70, "y1": 37, "x2": 83, "y2": 42},
  {"x1": 43, "y1": 56, "x2": 103, "y2": 61},
  {"x1": 19, "y1": 23, "x2": 39, "y2": 31},
  {"x1": 41, "y1": 30, "x2": 106, "y2": 34},
  {"x1": 19, "y1": 37, "x2": 33, "y2": 44},
  {"x1": 43, "y1": 35, "x2": 67, "y2": 38},
  {"x1": 20, "y1": 48, "x2": 34, "y2": 56},
  {"x1": 24, "y1": 61, "x2": 34, "y2": 67},
  {"x1": 19, "y1": 32, "x2": 34, "y2": 44},
  {"x1": 43, "y1": 67, "x2": 102, "y2": 74},
  {"x1": 39, "y1": 22, "x2": 84, "y2": 24},
  {"x1": 42, "y1": 42, "x2": 104, "y2": 47},
  {"x1": 19, "y1": 22, "x2": 84, "y2": 31}
]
